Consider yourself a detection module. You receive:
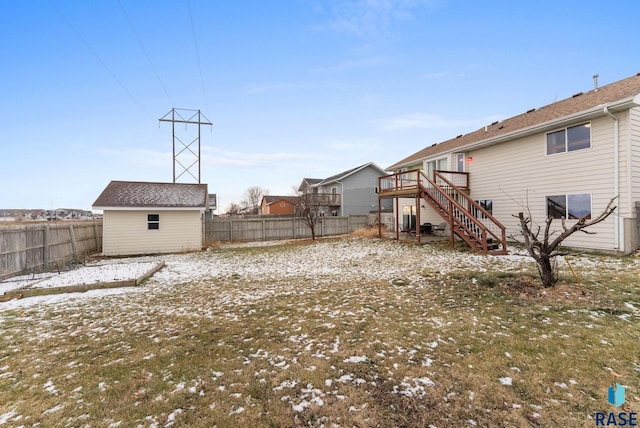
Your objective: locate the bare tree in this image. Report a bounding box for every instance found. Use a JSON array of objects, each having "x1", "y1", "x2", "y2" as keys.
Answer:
[
  {"x1": 226, "y1": 203, "x2": 243, "y2": 216},
  {"x1": 514, "y1": 196, "x2": 617, "y2": 288},
  {"x1": 241, "y1": 186, "x2": 268, "y2": 215},
  {"x1": 294, "y1": 187, "x2": 323, "y2": 240}
]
